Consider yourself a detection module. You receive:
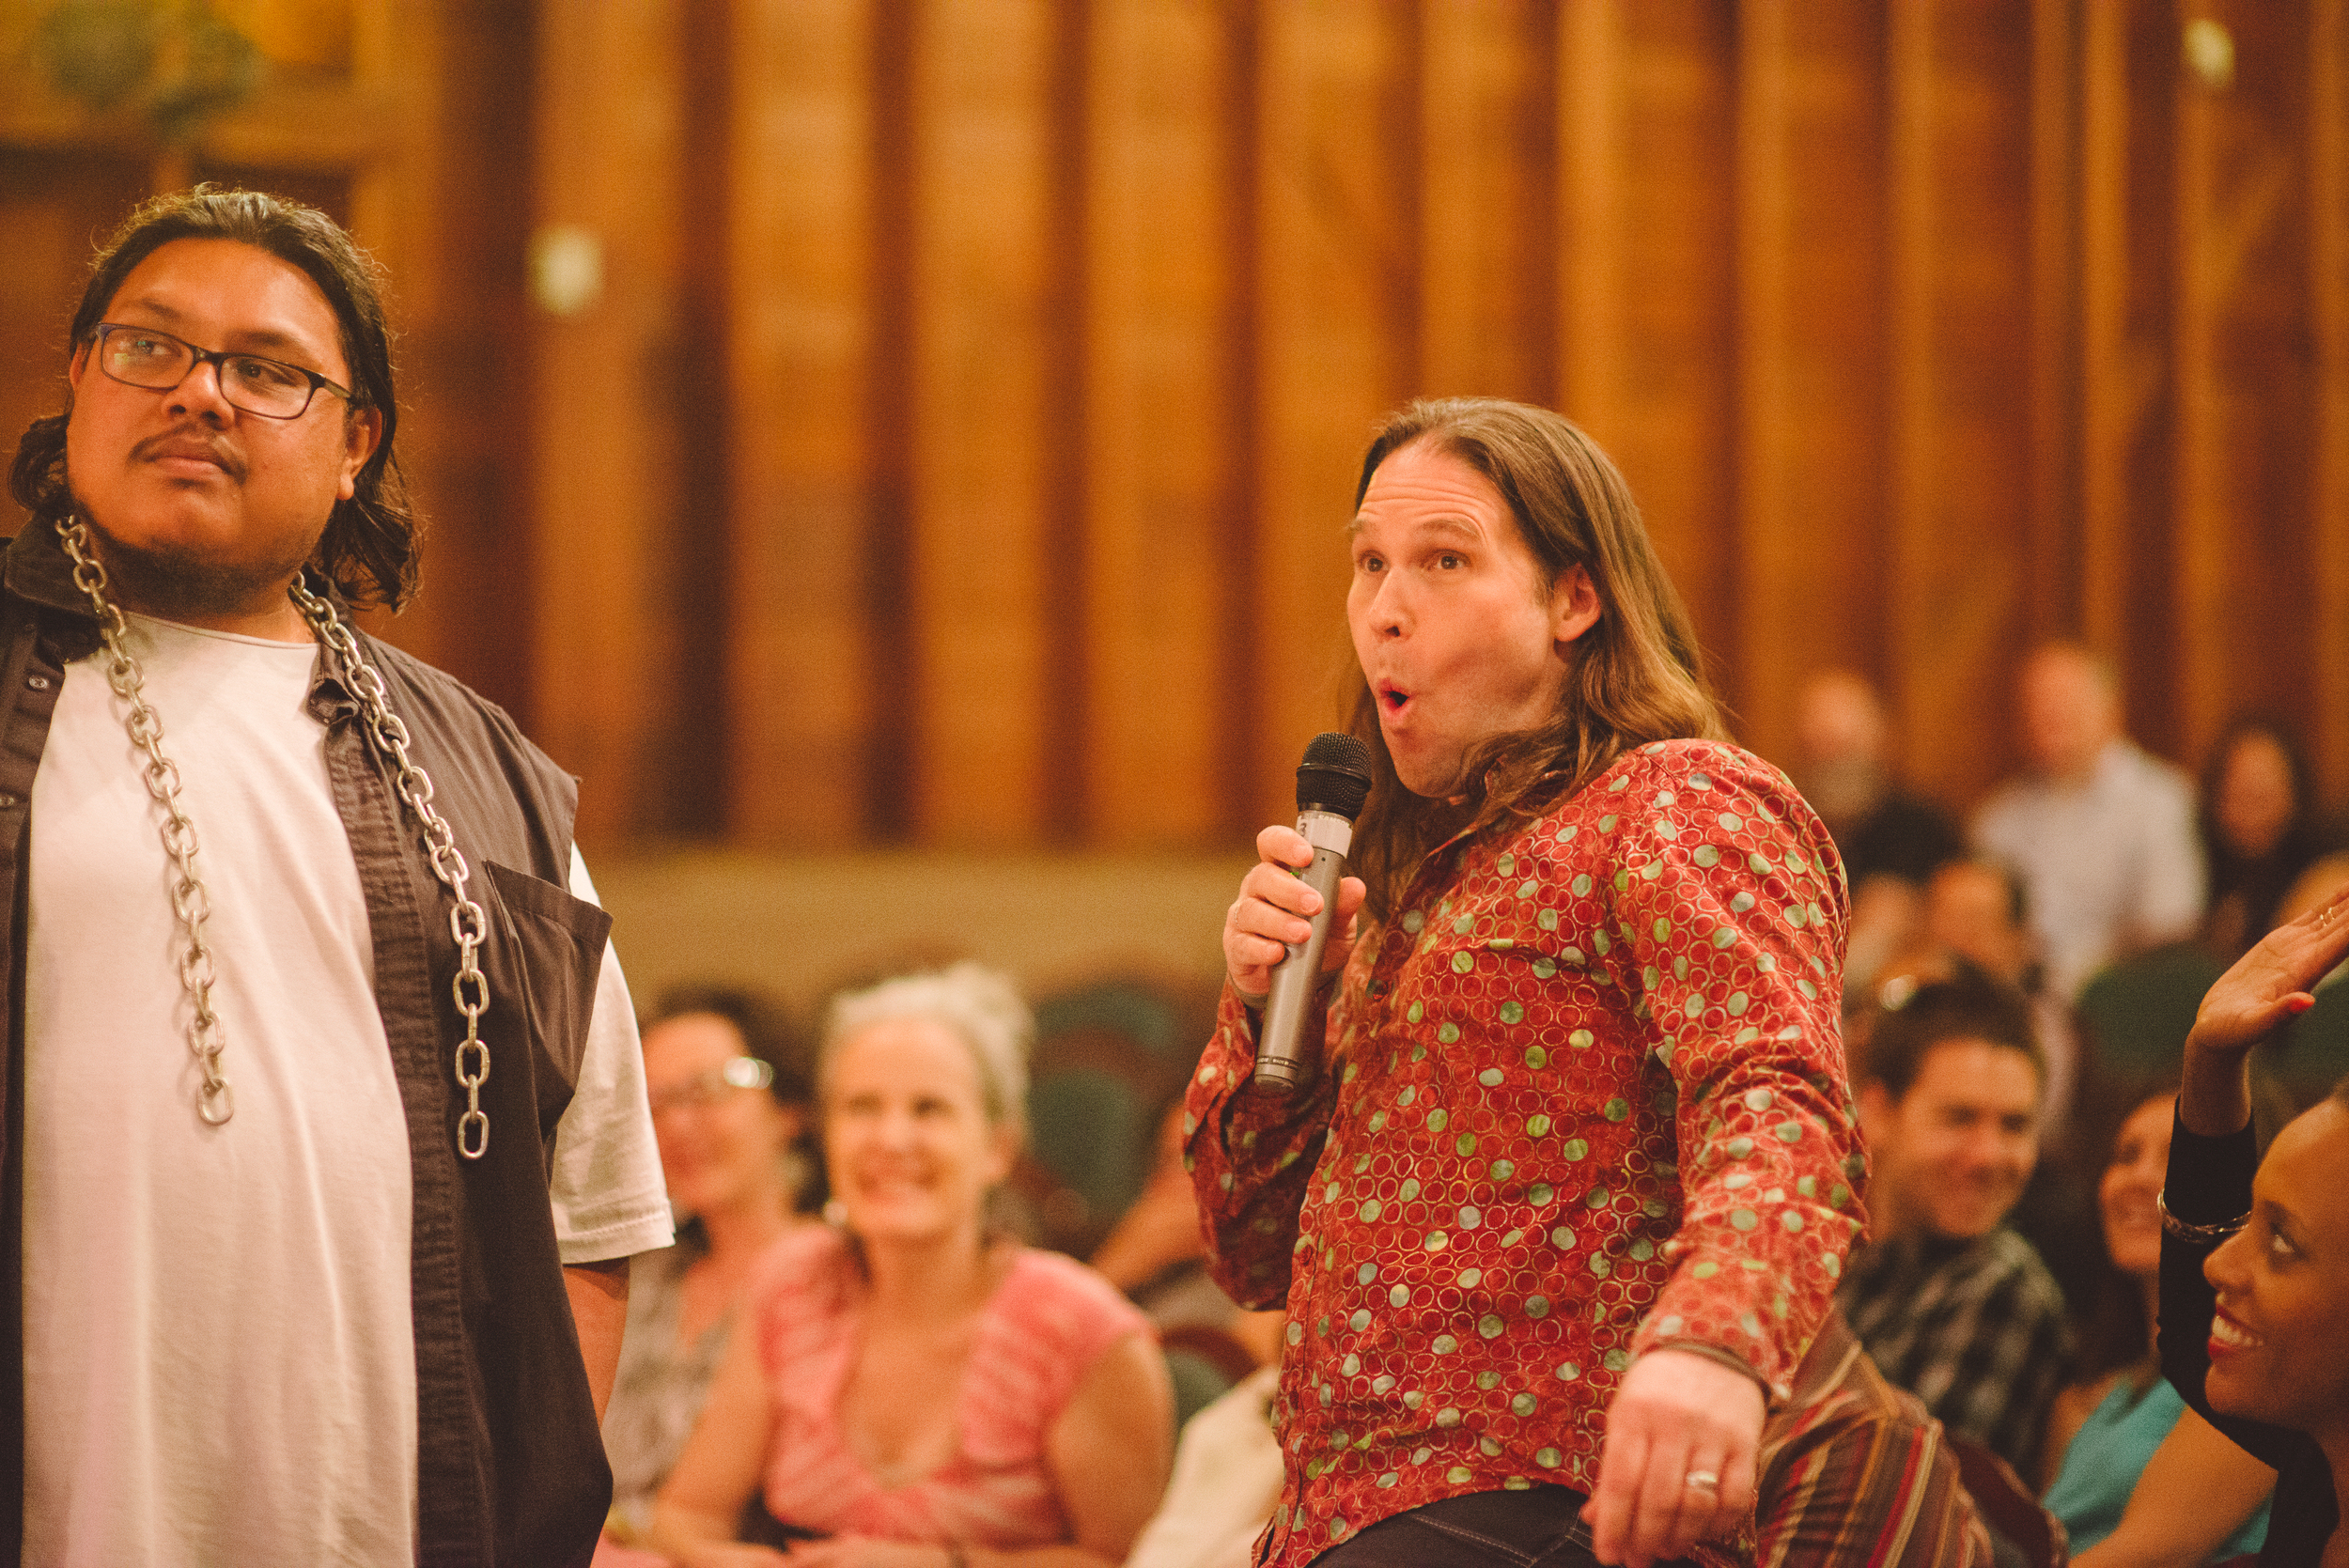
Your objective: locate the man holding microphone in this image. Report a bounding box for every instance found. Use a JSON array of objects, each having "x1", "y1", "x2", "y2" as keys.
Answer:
[{"x1": 1188, "y1": 399, "x2": 1865, "y2": 1568}]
